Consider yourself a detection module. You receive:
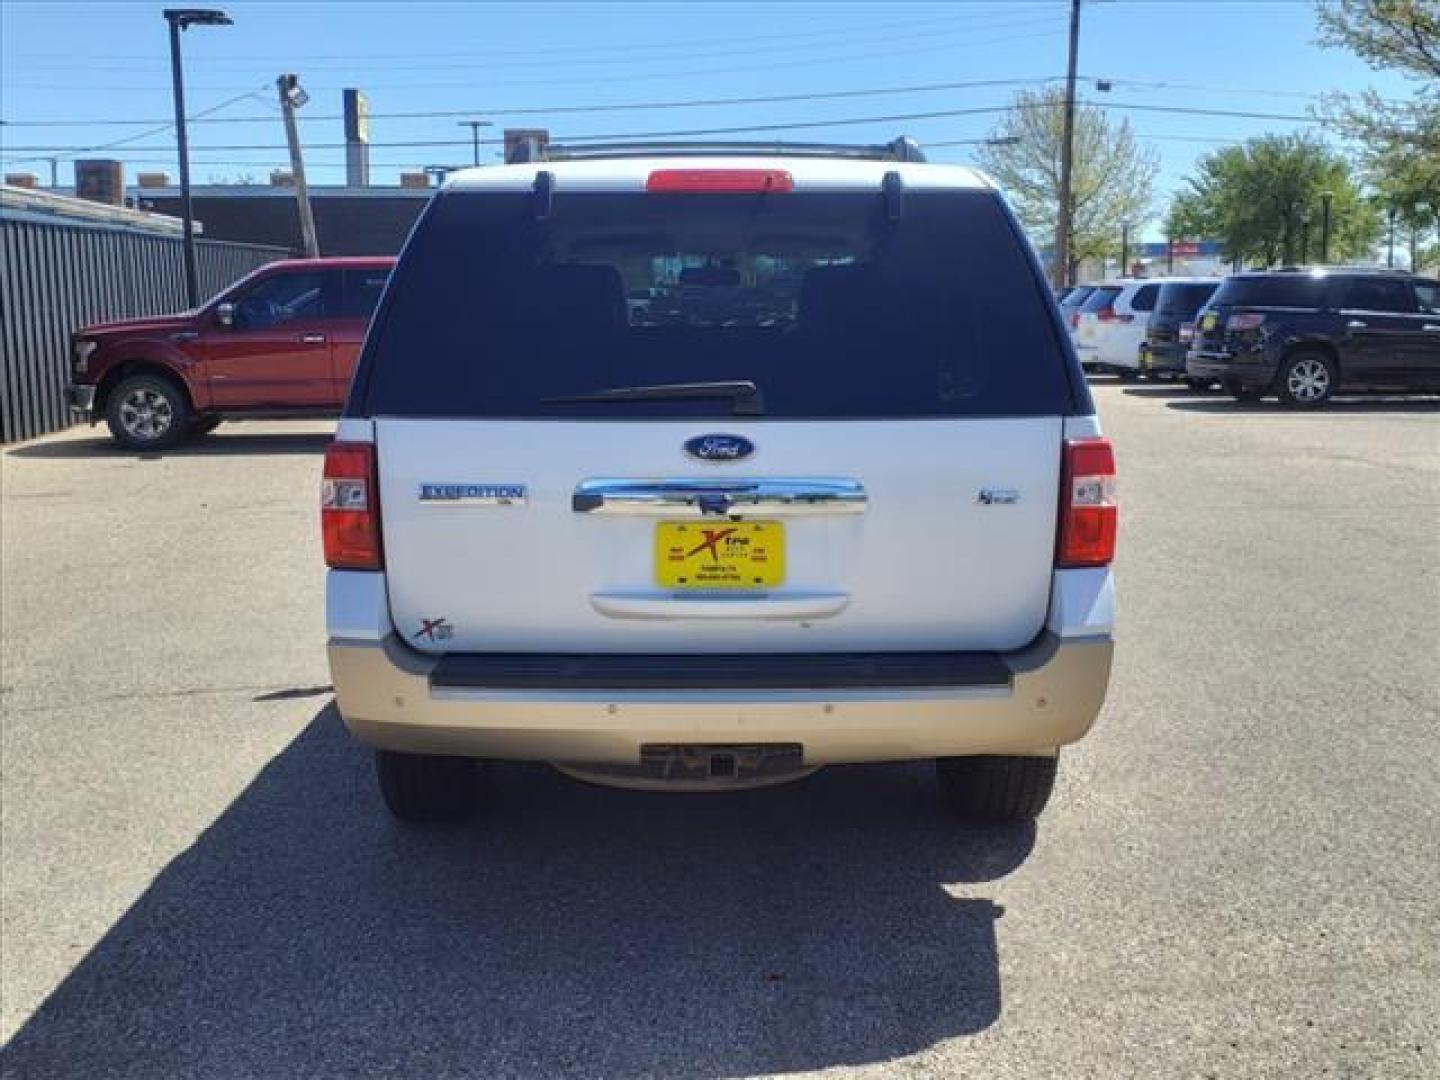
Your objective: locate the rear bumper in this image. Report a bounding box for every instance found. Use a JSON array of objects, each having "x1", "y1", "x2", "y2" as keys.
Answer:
[
  {"x1": 1186, "y1": 348, "x2": 1276, "y2": 382},
  {"x1": 326, "y1": 568, "x2": 1115, "y2": 766},
  {"x1": 329, "y1": 631, "x2": 1111, "y2": 764},
  {"x1": 1141, "y1": 343, "x2": 1187, "y2": 374}
]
